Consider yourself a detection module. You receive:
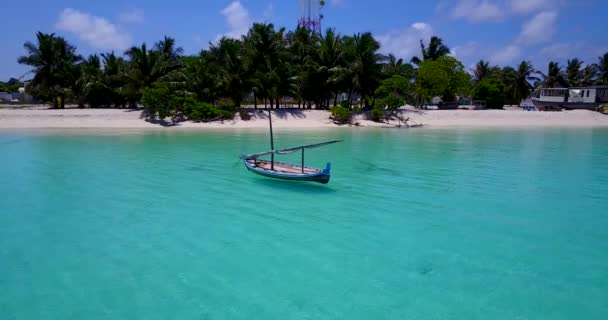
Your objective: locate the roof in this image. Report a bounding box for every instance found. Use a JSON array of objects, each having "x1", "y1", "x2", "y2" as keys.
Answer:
[{"x1": 569, "y1": 86, "x2": 608, "y2": 89}]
